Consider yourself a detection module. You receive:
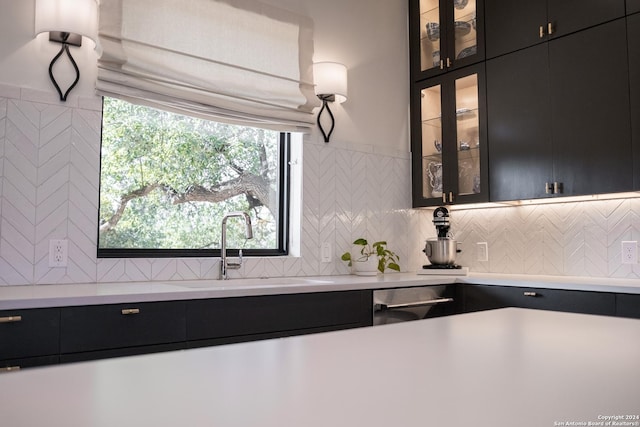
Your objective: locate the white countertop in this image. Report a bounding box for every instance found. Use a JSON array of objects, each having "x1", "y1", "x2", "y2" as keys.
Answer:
[
  {"x1": 1, "y1": 308, "x2": 638, "y2": 427},
  {"x1": 1, "y1": 272, "x2": 639, "y2": 310}
]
